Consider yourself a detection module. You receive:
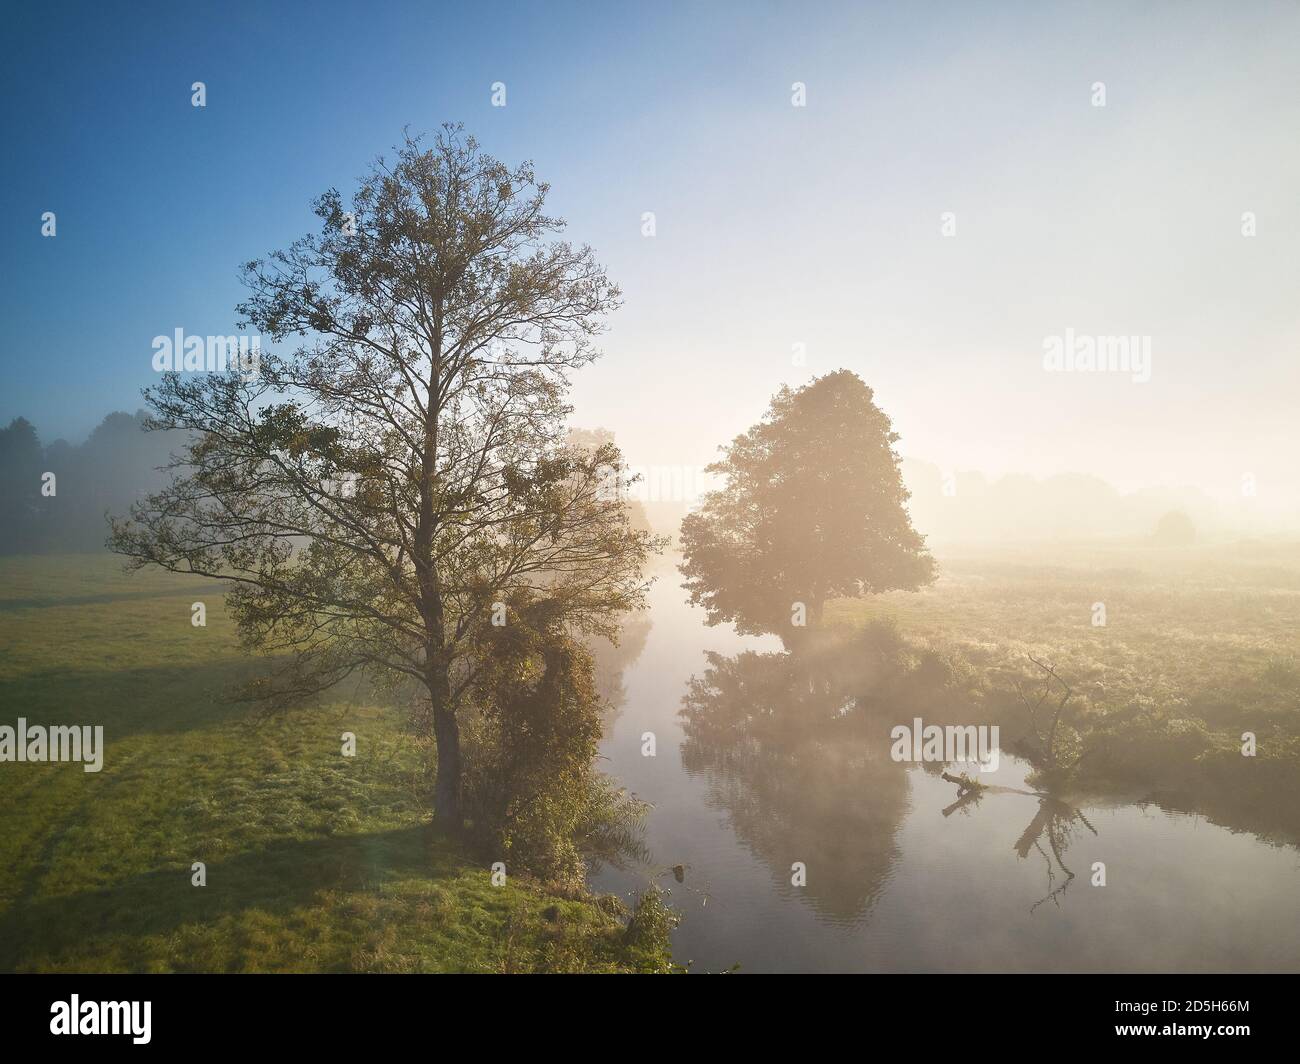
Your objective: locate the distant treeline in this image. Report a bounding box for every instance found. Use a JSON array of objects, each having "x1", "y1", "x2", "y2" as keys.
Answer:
[
  {"x1": 4, "y1": 411, "x2": 1217, "y2": 555},
  {"x1": 0, "y1": 415, "x2": 657, "y2": 556},
  {"x1": 0, "y1": 412, "x2": 189, "y2": 554},
  {"x1": 900, "y1": 458, "x2": 1215, "y2": 544}
]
